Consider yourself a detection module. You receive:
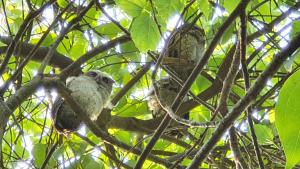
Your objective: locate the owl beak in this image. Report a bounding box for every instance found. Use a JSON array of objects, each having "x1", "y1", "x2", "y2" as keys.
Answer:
[{"x1": 110, "y1": 78, "x2": 116, "y2": 84}]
